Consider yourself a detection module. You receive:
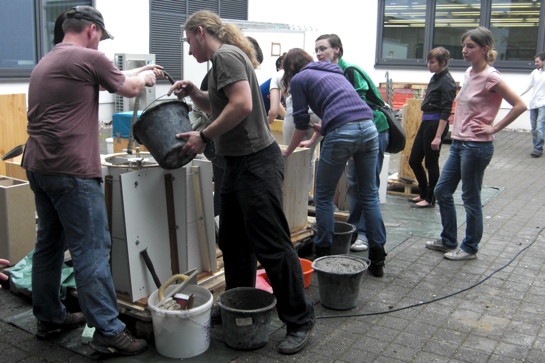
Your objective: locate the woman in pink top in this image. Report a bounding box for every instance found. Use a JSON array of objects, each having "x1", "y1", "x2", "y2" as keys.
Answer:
[{"x1": 425, "y1": 27, "x2": 526, "y2": 260}]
